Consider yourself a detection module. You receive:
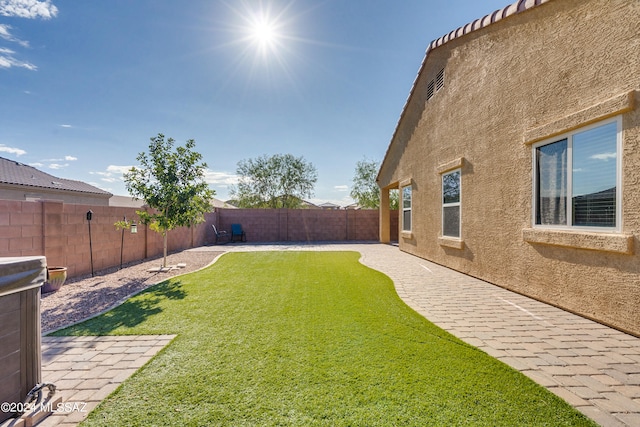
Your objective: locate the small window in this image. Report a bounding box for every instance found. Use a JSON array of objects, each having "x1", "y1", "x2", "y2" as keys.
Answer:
[
  {"x1": 442, "y1": 169, "x2": 461, "y2": 238},
  {"x1": 534, "y1": 118, "x2": 620, "y2": 230},
  {"x1": 402, "y1": 185, "x2": 412, "y2": 232}
]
